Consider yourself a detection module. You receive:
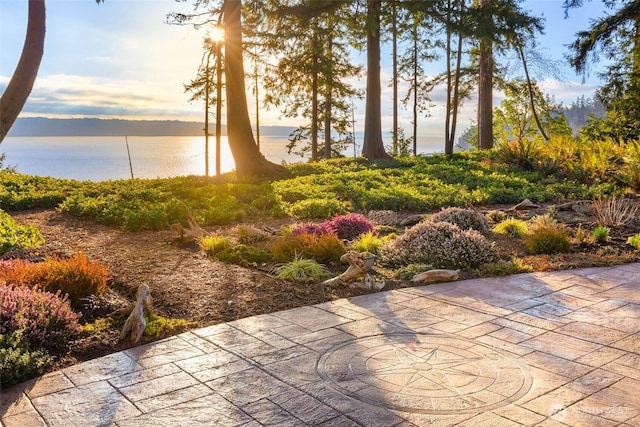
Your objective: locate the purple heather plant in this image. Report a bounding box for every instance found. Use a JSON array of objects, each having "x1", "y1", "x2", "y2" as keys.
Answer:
[
  {"x1": 327, "y1": 213, "x2": 376, "y2": 240},
  {"x1": 0, "y1": 282, "x2": 81, "y2": 352}
]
